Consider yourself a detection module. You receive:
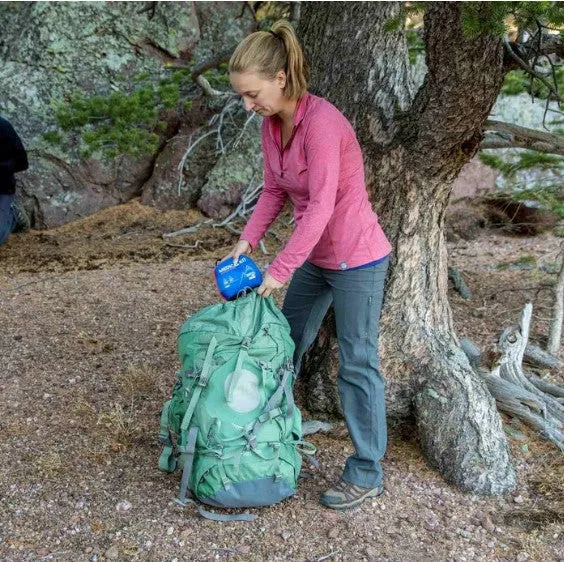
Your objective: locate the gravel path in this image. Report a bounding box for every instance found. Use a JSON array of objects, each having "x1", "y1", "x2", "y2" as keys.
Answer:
[{"x1": 0, "y1": 221, "x2": 562, "y2": 562}]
